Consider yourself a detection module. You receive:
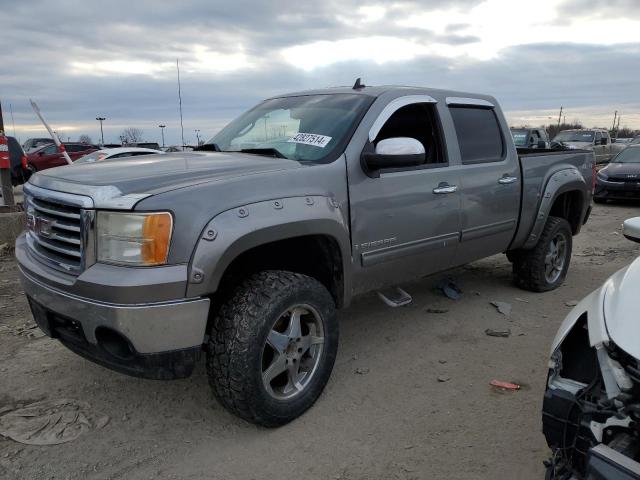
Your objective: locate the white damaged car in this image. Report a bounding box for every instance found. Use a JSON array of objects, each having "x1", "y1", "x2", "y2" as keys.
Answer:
[{"x1": 543, "y1": 217, "x2": 640, "y2": 479}]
